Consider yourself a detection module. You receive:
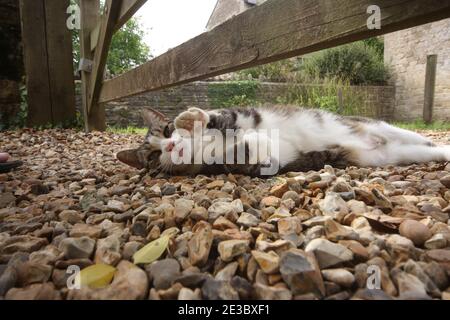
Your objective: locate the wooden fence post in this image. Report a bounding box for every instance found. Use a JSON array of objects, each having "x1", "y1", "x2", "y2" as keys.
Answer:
[
  {"x1": 423, "y1": 54, "x2": 438, "y2": 124},
  {"x1": 79, "y1": 0, "x2": 101, "y2": 132},
  {"x1": 19, "y1": 0, "x2": 76, "y2": 127}
]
